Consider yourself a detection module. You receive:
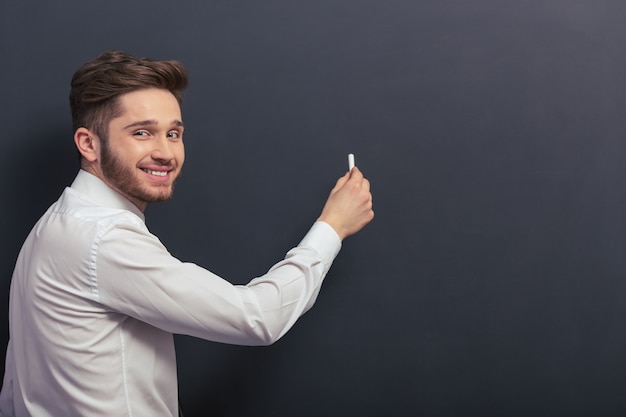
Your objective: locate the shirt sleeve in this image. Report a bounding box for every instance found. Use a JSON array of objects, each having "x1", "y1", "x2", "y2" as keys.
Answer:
[{"x1": 95, "y1": 220, "x2": 341, "y2": 346}]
